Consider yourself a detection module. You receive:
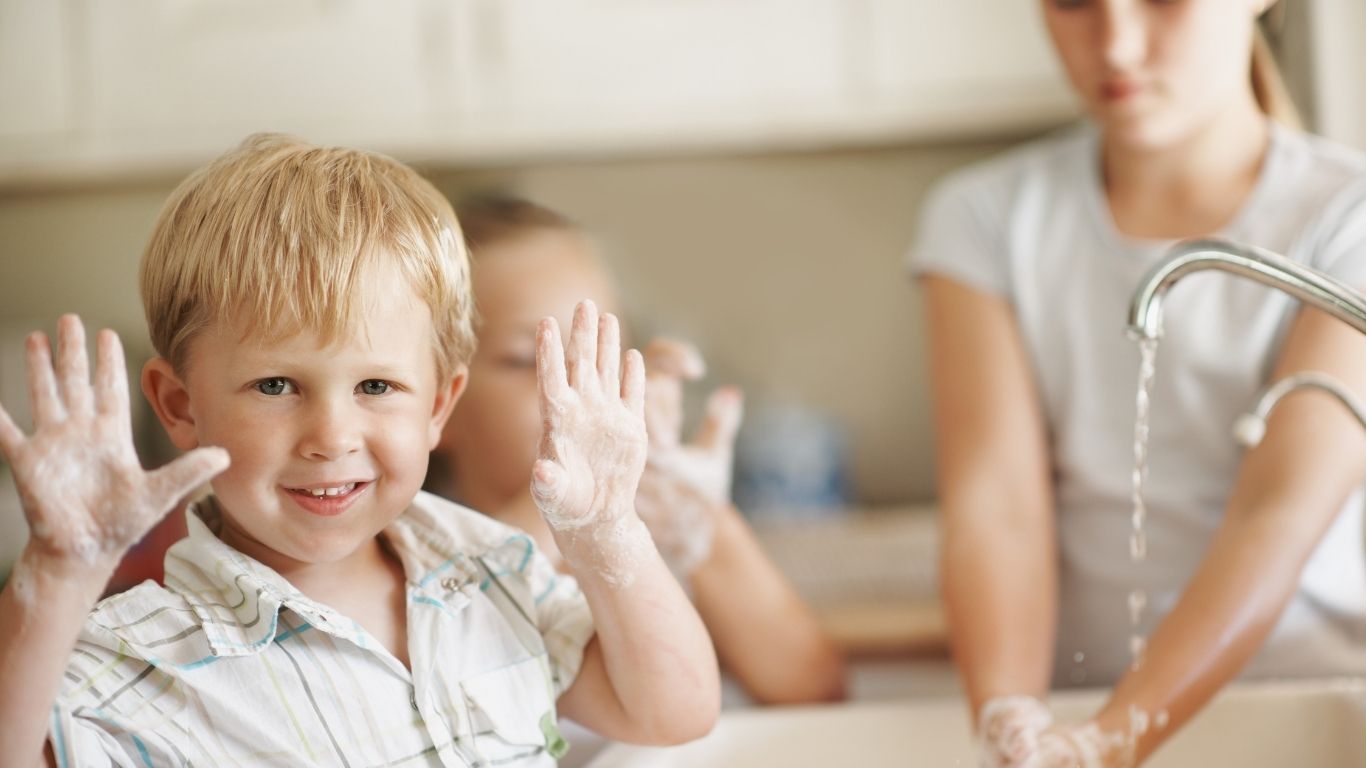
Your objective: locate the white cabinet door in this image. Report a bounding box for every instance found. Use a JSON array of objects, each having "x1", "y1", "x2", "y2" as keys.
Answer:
[
  {"x1": 0, "y1": 0, "x2": 76, "y2": 140},
  {"x1": 442, "y1": 0, "x2": 856, "y2": 154},
  {"x1": 83, "y1": 0, "x2": 441, "y2": 157},
  {"x1": 863, "y1": 0, "x2": 1076, "y2": 137}
]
